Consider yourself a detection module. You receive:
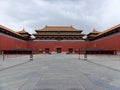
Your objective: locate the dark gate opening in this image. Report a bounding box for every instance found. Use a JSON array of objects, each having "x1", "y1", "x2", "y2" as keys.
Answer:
[
  {"x1": 45, "y1": 48, "x2": 50, "y2": 54},
  {"x1": 56, "y1": 48, "x2": 62, "y2": 53},
  {"x1": 68, "y1": 48, "x2": 73, "y2": 53}
]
